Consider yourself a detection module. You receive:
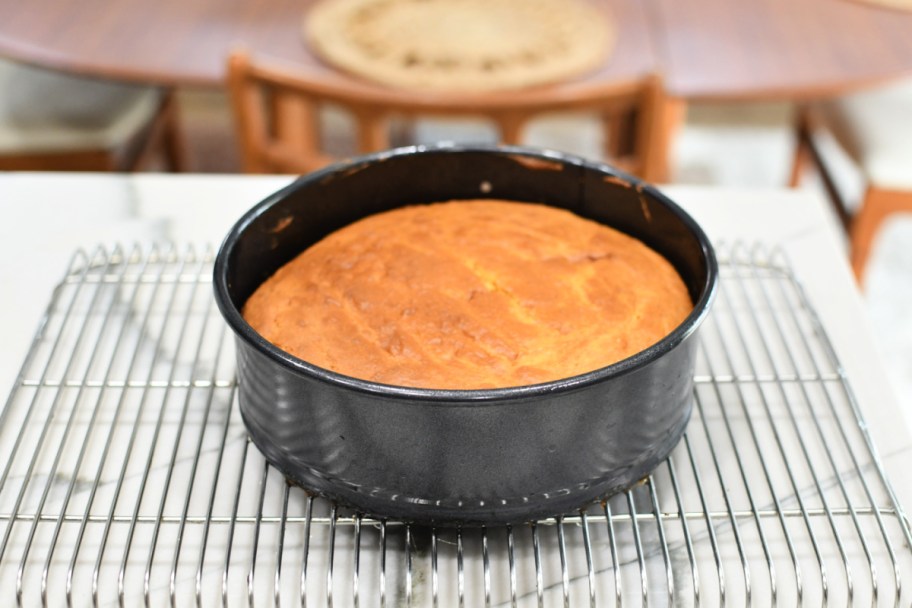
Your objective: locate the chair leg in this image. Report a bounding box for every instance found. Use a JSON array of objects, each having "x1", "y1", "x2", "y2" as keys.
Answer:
[
  {"x1": 633, "y1": 89, "x2": 683, "y2": 184},
  {"x1": 788, "y1": 143, "x2": 806, "y2": 187},
  {"x1": 652, "y1": 97, "x2": 685, "y2": 183},
  {"x1": 789, "y1": 106, "x2": 811, "y2": 188},
  {"x1": 603, "y1": 109, "x2": 635, "y2": 161},
  {"x1": 355, "y1": 111, "x2": 390, "y2": 153},
  {"x1": 788, "y1": 105, "x2": 854, "y2": 231},
  {"x1": 789, "y1": 135, "x2": 810, "y2": 188},
  {"x1": 496, "y1": 113, "x2": 528, "y2": 146},
  {"x1": 849, "y1": 187, "x2": 912, "y2": 284},
  {"x1": 126, "y1": 88, "x2": 186, "y2": 172},
  {"x1": 159, "y1": 90, "x2": 186, "y2": 172}
]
